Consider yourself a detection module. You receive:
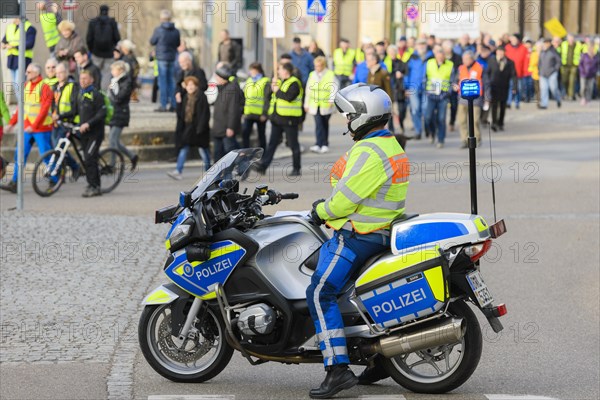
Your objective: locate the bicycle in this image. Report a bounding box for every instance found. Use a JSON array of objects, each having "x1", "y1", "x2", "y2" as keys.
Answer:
[{"x1": 32, "y1": 121, "x2": 125, "y2": 197}]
